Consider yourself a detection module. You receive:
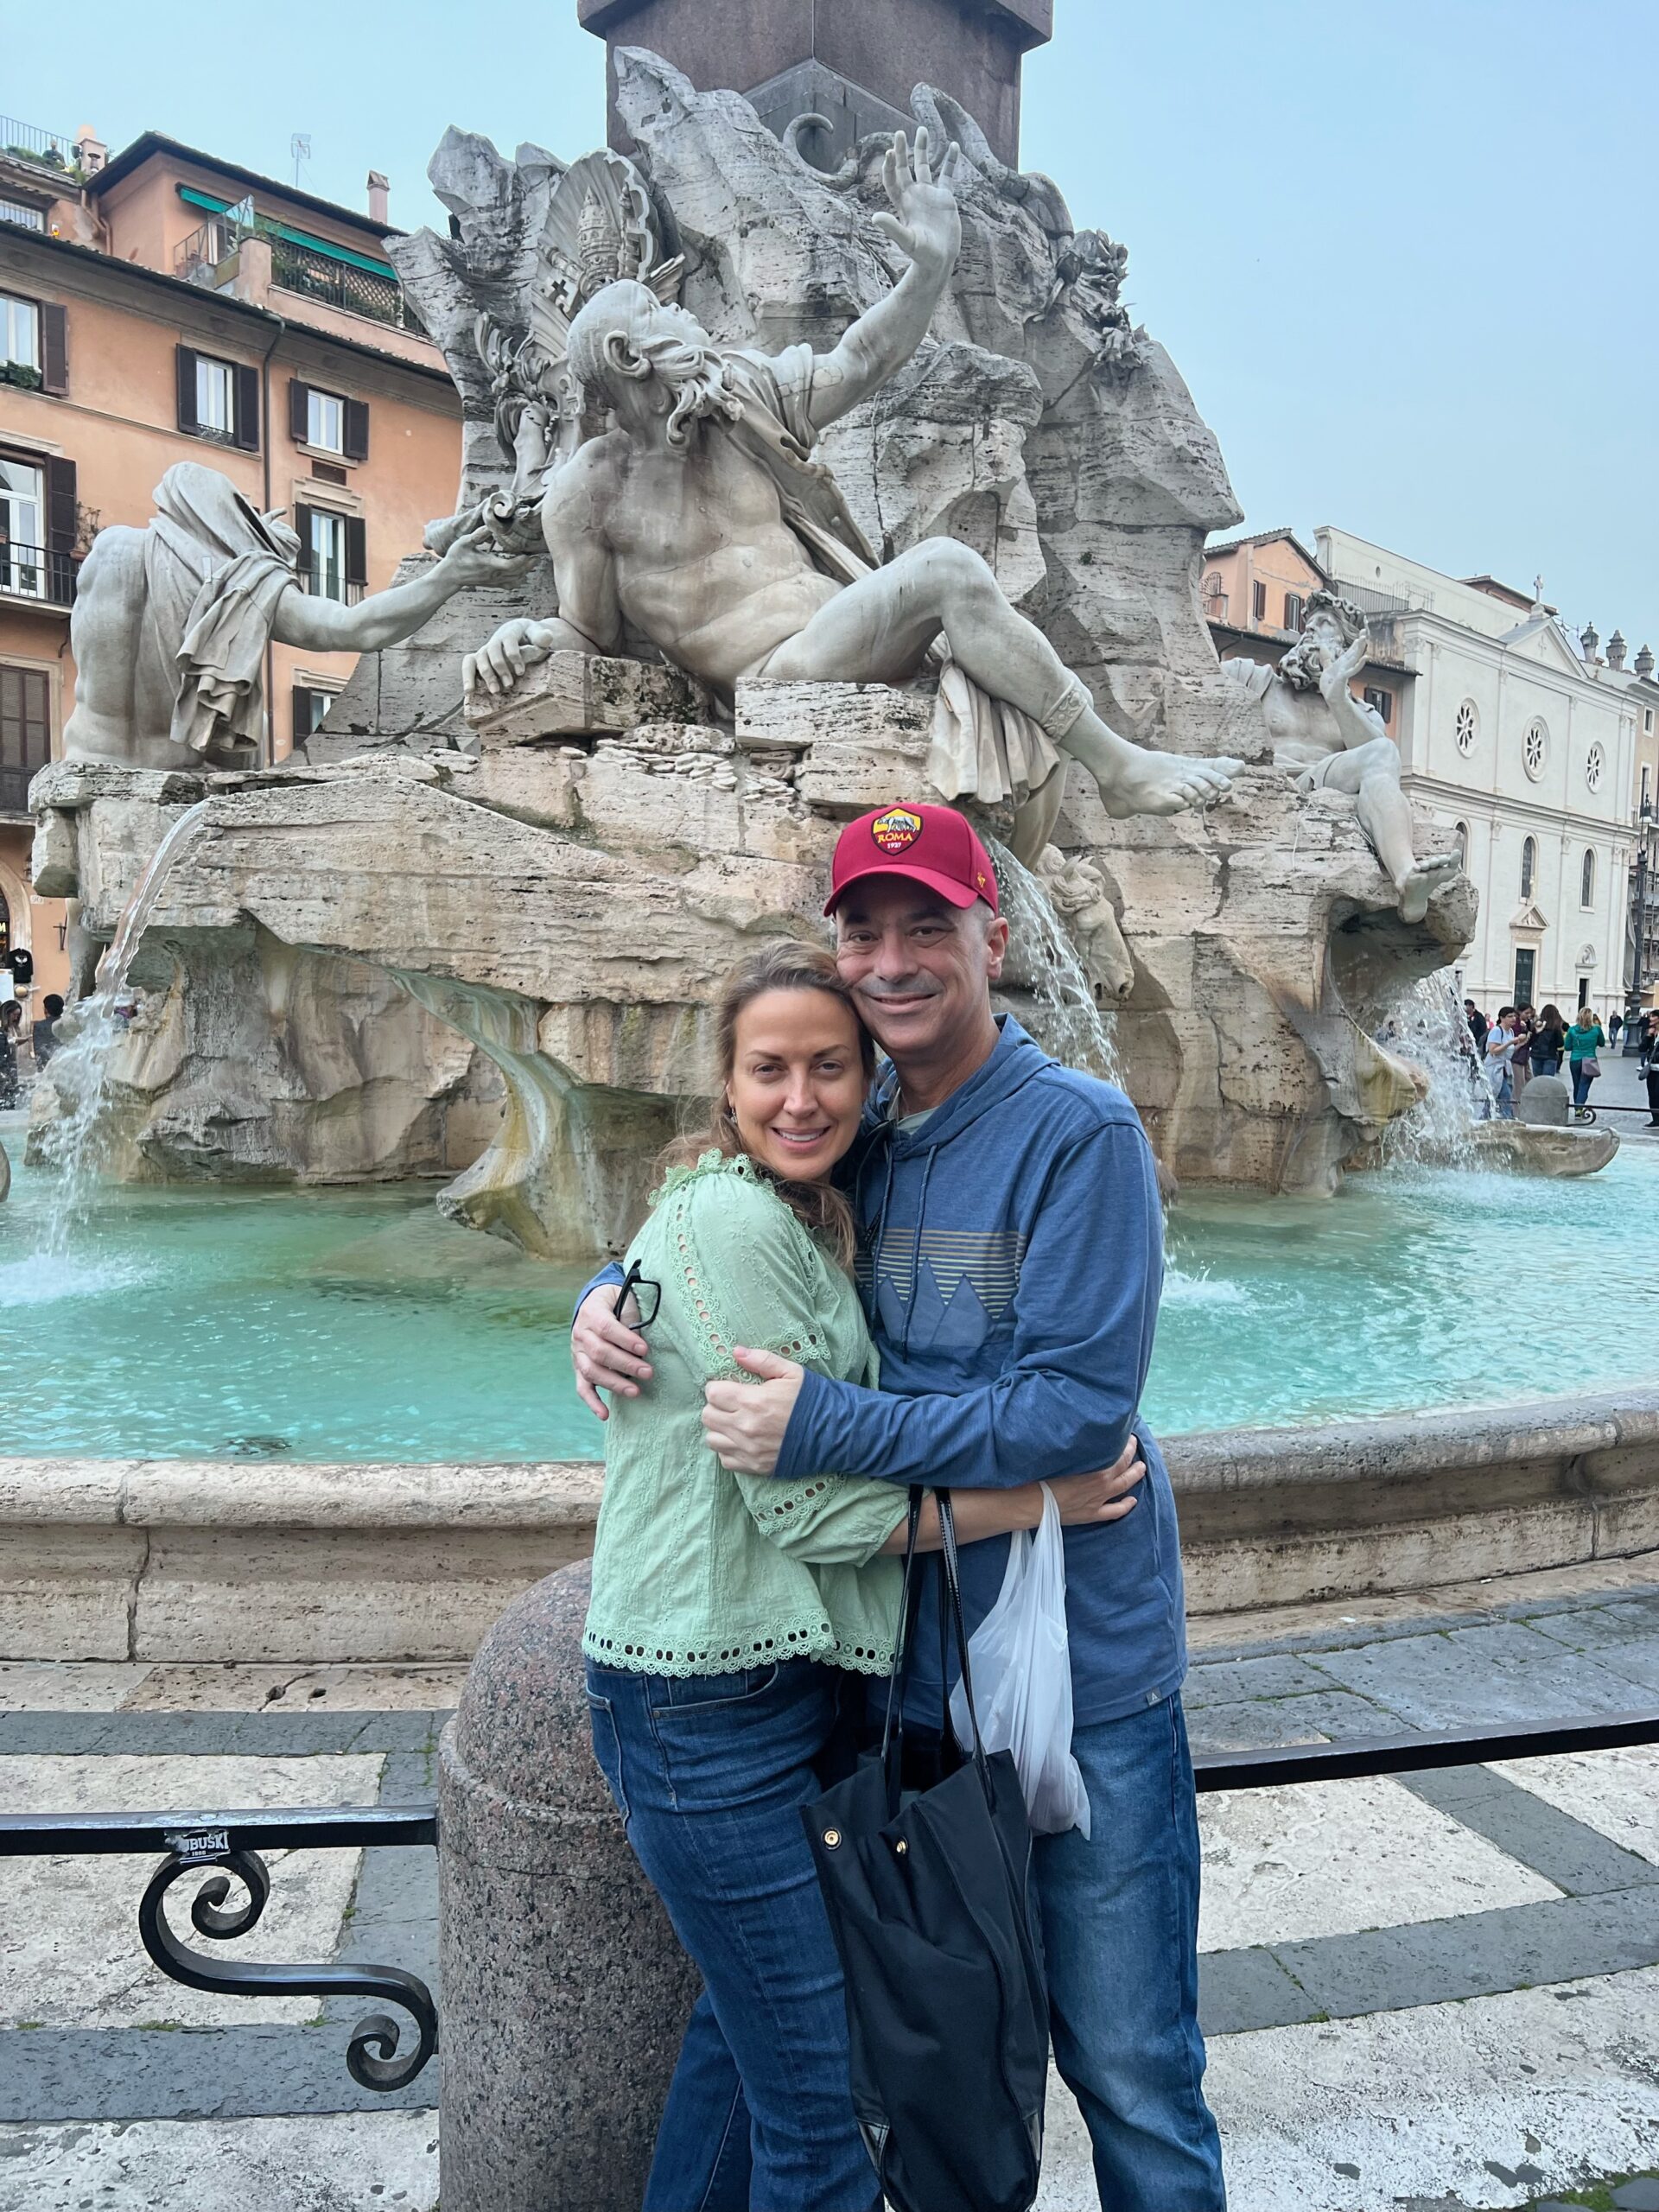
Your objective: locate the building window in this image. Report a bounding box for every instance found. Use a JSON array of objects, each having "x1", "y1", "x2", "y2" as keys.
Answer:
[
  {"x1": 1252, "y1": 579, "x2": 1267, "y2": 624},
  {"x1": 1522, "y1": 718, "x2": 1548, "y2": 781},
  {"x1": 0, "y1": 663, "x2": 52, "y2": 812},
  {"x1": 1520, "y1": 835, "x2": 1536, "y2": 900},
  {"x1": 1585, "y1": 742, "x2": 1605, "y2": 794},
  {"x1": 176, "y1": 345, "x2": 257, "y2": 451},
  {"x1": 1454, "y1": 700, "x2": 1478, "y2": 754},
  {"x1": 1581, "y1": 848, "x2": 1596, "y2": 908},
  {"x1": 1513, "y1": 948, "x2": 1535, "y2": 1008},
  {"x1": 295, "y1": 501, "x2": 366, "y2": 603},
  {"x1": 289, "y1": 379, "x2": 368, "y2": 461},
  {"x1": 1362, "y1": 685, "x2": 1394, "y2": 726},
  {"x1": 1646, "y1": 708, "x2": 1655, "y2": 734},
  {"x1": 1453, "y1": 820, "x2": 1469, "y2": 869},
  {"x1": 1643, "y1": 765, "x2": 1653, "y2": 817},
  {"x1": 0, "y1": 455, "x2": 45, "y2": 599},
  {"x1": 1578, "y1": 975, "x2": 1590, "y2": 1008},
  {"x1": 1283, "y1": 592, "x2": 1304, "y2": 632},
  {"x1": 0, "y1": 291, "x2": 40, "y2": 374},
  {"x1": 290, "y1": 683, "x2": 339, "y2": 738}
]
